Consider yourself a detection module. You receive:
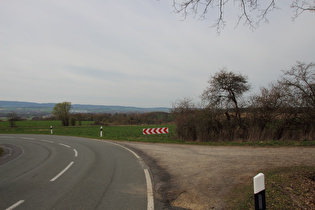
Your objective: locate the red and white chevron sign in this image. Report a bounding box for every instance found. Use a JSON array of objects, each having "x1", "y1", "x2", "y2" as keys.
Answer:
[{"x1": 143, "y1": 127, "x2": 169, "y2": 135}]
